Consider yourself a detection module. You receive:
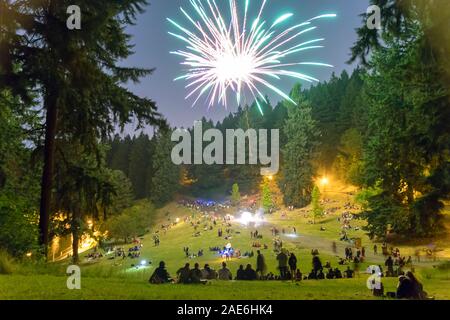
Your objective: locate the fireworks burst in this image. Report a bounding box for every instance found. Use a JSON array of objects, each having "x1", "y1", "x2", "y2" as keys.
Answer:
[{"x1": 168, "y1": 0, "x2": 336, "y2": 115}]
